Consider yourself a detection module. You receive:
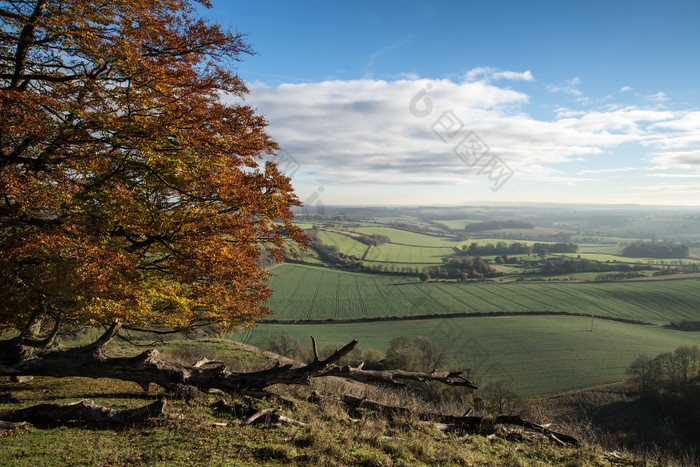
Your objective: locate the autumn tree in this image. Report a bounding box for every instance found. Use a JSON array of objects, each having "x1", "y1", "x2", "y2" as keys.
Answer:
[
  {"x1": 0, "y1": 2, "x2": 484, "y2": 420},
  {"x1": 0, "y1": 0, "x2": 306, "y2": 340}
]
